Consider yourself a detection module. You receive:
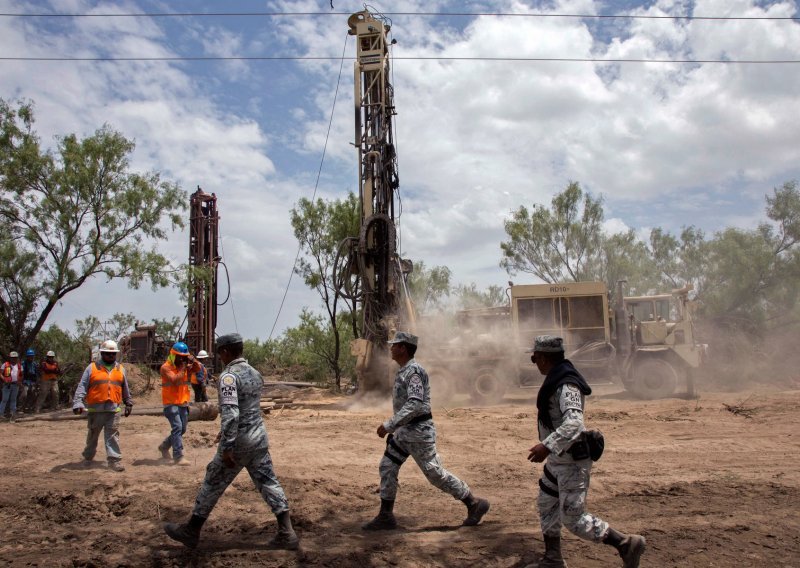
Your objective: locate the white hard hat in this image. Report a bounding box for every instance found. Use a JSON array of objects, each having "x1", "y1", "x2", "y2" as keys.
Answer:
[
  {"x1": 197, "y1": 350, "x2": 209, "y2": 359},
  {"x1": 9, "y1": 351, "x2": 18, "y2": 358},
  {"x1": 99, "y1": 340, "x2": 120, "y2": 353},
  {"x1": 46, "y1": 351, "x2": 55, "y2": 357}
]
